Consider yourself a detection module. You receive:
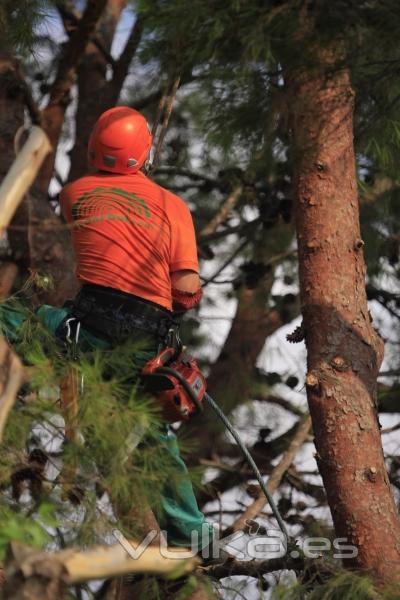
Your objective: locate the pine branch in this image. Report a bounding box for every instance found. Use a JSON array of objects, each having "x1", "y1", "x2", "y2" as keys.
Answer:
[
  {"x1": 56, "y1": 4, "x2": 117, "y2": 69},
  {"x1": 198, "y1": 217, "x2": 261, "y2": 245},
  {"x1": 132, "y1": 88, "x2": 164, "y2": 110},
  {"x1": 197, "y1": 418, "x2": 312, "y2": 507},
  {"x1": 47, "y1": 0, "x2": 108, "y2": 111},
  {"x1": 199, "y1": 185, "x2": 243, "y2": 237},
  {"x1": 227, "y1": 415, "x2": 312, "y2": 534},
  {"x1": 203, "y1": 554, "x2": 304, "y2": 579},
  {"x1": 201, "y1": 238, "x2": 250, "y2": 286},
  {"x1": 154, "y1": 166, "x2": 220, "y2": 188},
  {"x1": 38, "y1": 0, "x2": 108, "y2": 192},
  {"x1": 109, "y1": 15, "x2": 146, "y2": 96},
  {"x1": 254, "y1": 394, "x2": 305, "y2": 417},
  {"x1": 3, "y1": 540, "x2": 200, "y2": 598}
]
